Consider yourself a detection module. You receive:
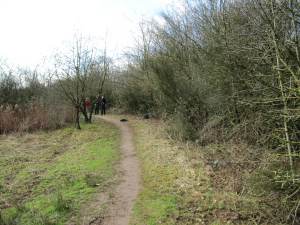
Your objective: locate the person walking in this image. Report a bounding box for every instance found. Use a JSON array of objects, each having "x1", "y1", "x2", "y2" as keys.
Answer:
[
  {"x1": 84, "y1": 97, "x2": 92, "y2": 113},
  {"x1": 95, "y1": 95, "x2": 101, "y2": 115},
  {"x1": 100, "y1": 96, "x2": 106, "y2": 115}
]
